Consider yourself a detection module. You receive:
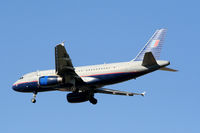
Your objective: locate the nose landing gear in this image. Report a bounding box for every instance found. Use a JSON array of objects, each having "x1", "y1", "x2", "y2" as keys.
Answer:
[{"x1": 31, "y1": 92, "x2": 37, "y2": 103}]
